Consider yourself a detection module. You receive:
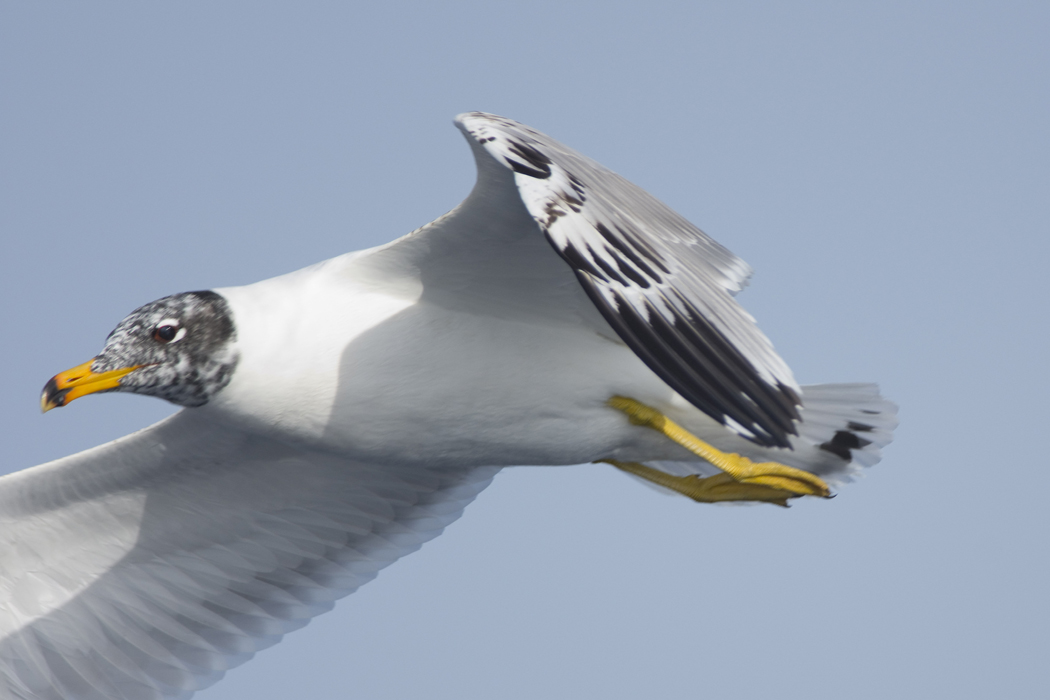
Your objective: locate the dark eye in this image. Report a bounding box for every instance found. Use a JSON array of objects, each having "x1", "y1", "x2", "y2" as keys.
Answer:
[{"x1": 153, "y1": 324, "x2": 180, "y2": 343}]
